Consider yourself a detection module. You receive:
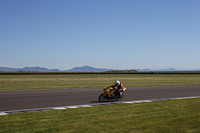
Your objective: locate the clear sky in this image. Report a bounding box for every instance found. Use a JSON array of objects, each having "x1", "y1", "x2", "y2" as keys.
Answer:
[{"x1": 1, "y1": 0, "x2": 200, "y2": 70}]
